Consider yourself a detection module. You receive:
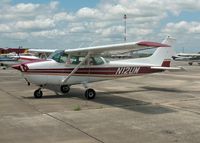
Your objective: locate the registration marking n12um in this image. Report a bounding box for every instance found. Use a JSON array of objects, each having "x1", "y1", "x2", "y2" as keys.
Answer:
[{"x1": 115, "y1": 67, "x2": 140, "y2": 75}]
